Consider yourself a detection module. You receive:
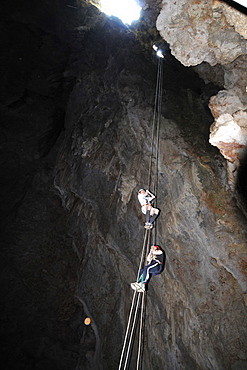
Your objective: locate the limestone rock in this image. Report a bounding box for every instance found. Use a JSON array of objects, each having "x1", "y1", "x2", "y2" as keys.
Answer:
[
  {"x1": 193, "y1": 62, "x2": 225, "y2": 88},
  {"x1": 156, "y1": 0, "x2": 247, "y2": 67},
  {"x1": 208, "y1": 82, "x2": 247, "y2": 187},
  {"x1": 209, "y1": 89, "x2": 247, "y2": 118},
  {"x1": 209, "y1": 111, "x2": 247, "y2": 161},
  {"x1": 223, "y1": 1, "x2": 247, "y2": 39},
  {"x1": 209, "y1": 109, "x2": 247, "y2": 187},
  {"x1": 155, "y1": 0, "x2": 247, "y2": 195}
]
